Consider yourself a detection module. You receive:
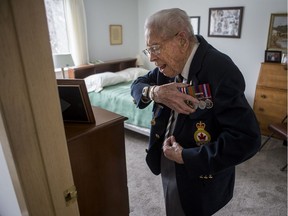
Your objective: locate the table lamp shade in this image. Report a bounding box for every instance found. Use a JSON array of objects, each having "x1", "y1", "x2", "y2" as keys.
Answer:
[
  {"x1": 136, "y1": 54, "x2": 144, "y2": 67},
  {"x1": 52, "y1": 54, "x2": 75, "y2": 69}
]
